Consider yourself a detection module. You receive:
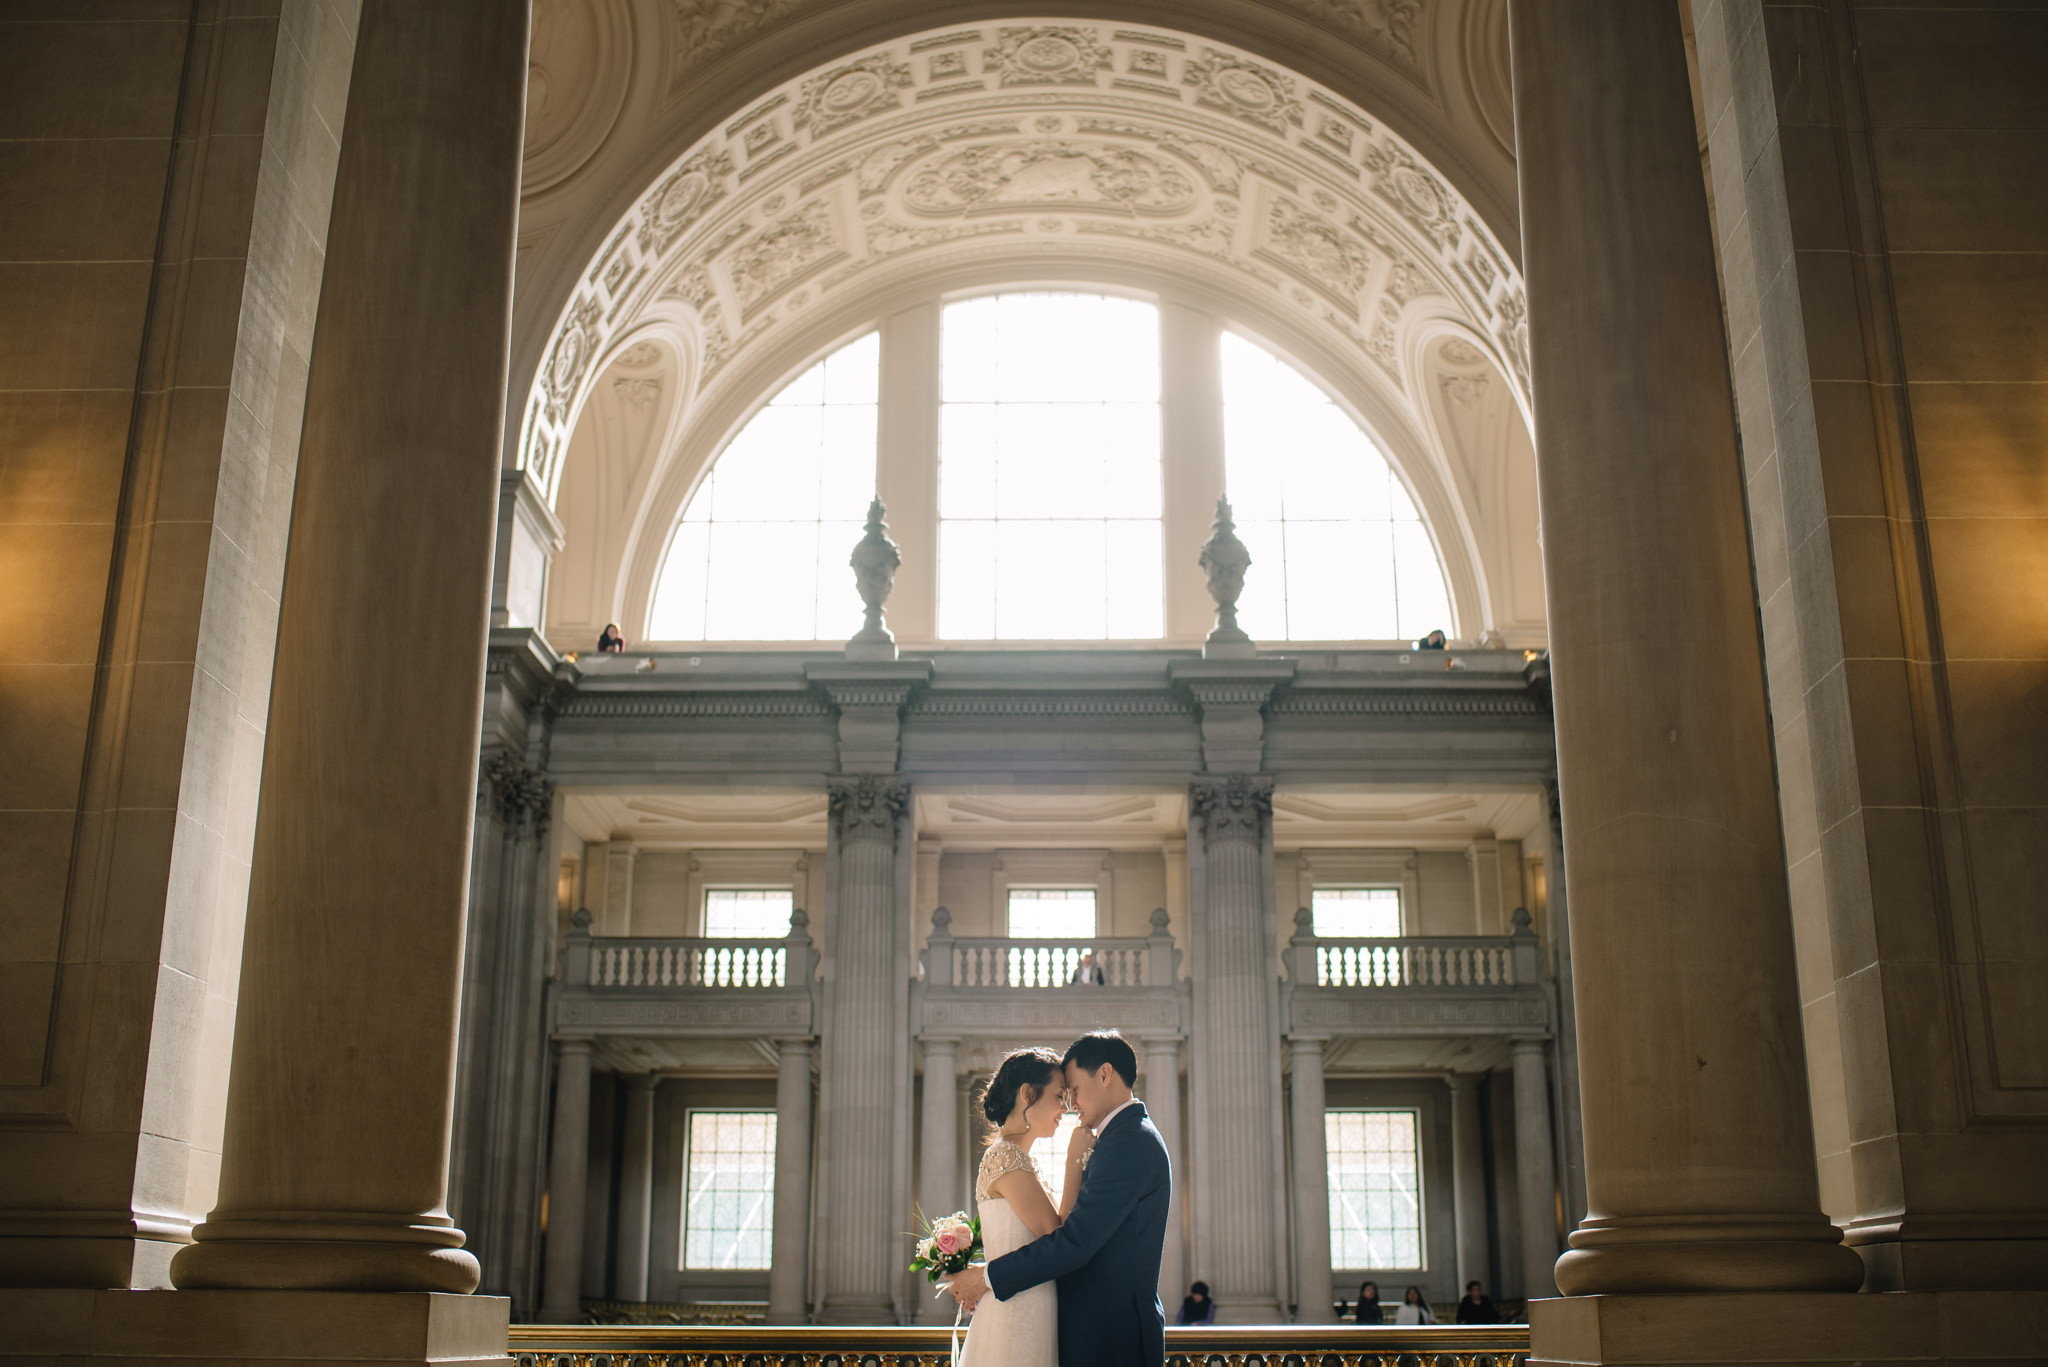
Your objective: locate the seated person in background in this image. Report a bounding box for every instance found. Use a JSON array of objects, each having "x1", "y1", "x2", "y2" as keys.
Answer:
[
  {"x1": 1455, "y1": 1280, "x2": 1498, "y2": 1324},
  {"x1": 597, "y1": 623, "x2": 626, "y2": 653},
  {"x1": 1353, "y1": 1280, "x2": 1383, "y2": 1324},
  {"x1": 1070, "y1": 951, "x2": 1105, "y2": 986},
  {"x1": 1415, "y1": 629, "x2": 1448, "y2": 650},
  {"x1": 1394, "y1": 1286, "x2": 1434, "y2": 1325},
  {"x1": 1175, "y1": 1281, "x2": 1216, "y2": 1325}
]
